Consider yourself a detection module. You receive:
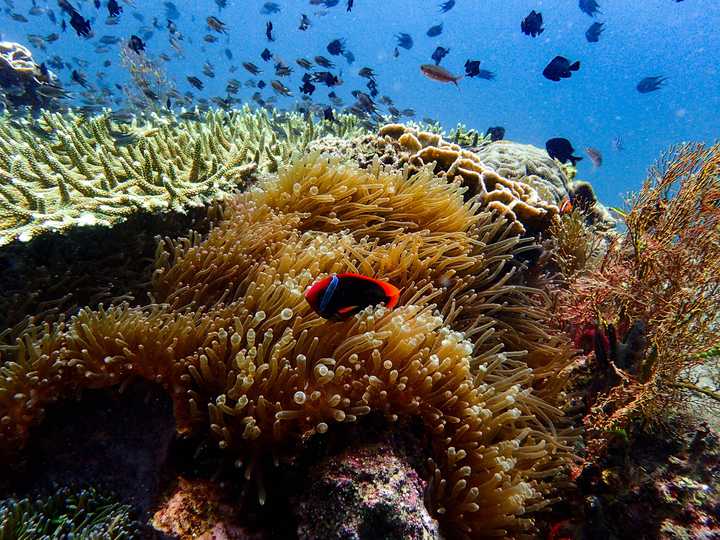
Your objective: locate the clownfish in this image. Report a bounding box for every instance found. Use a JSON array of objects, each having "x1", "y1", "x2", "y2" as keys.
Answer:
[
  {"x1": 304, "y1": 273, "x2": 400, "y2": 320},
  {"x1": 559, "y1": 195, "x2": 574, "y2": 215}
]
